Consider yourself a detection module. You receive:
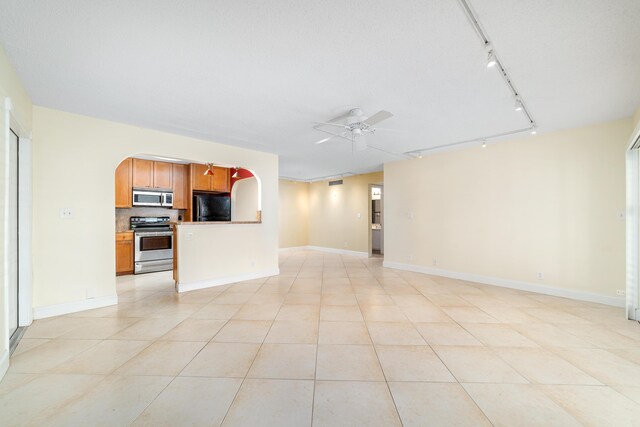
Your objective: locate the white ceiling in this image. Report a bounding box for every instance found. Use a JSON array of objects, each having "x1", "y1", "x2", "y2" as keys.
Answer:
[{"x1": 1, "y1": 0, "x2": 638, "y2": 180}]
